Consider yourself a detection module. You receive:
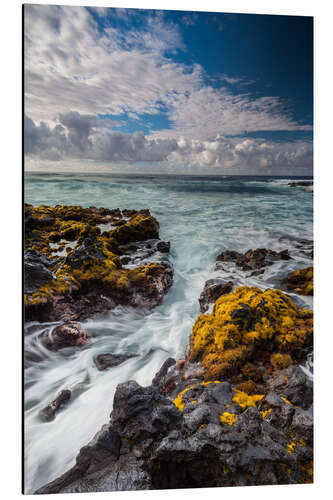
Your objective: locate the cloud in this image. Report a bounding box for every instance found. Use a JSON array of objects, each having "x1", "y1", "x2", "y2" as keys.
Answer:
[
  {"x1": 168, "y1": 136, "x2": 313, "y2": 172},
  {"x1": 25, "y1": 5, "x2": 310, "y2": 137},
  {"x1": 25, "y1": 113, "x2": 312, "y2": 173},
  {"x1": 24, "y1": 4, "x2": 195, "y2": 125},
  {"x1": 24, "y1": 114, "x2": 178, "y2": 163},
  {"x1": 162, "y1": 88, "x2": 312, "y2": 140}
]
